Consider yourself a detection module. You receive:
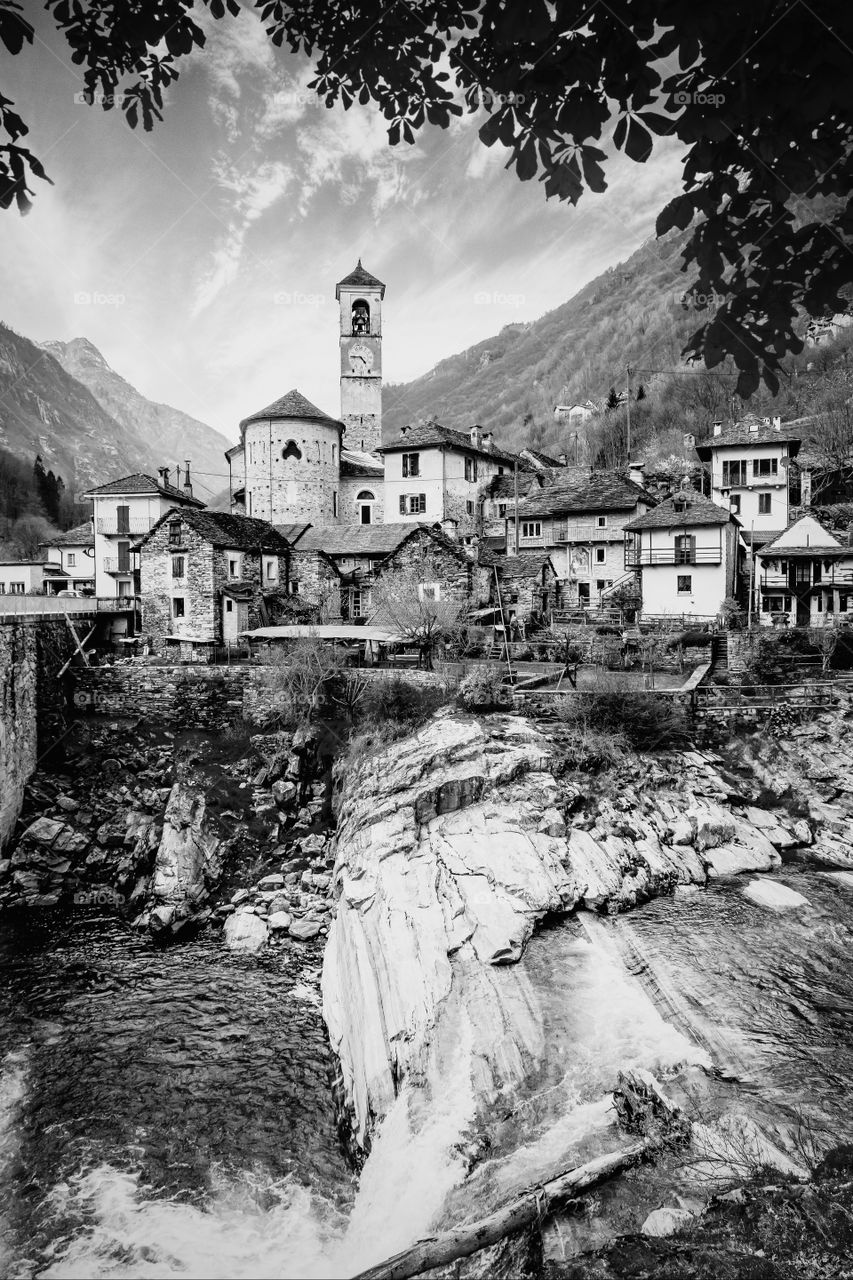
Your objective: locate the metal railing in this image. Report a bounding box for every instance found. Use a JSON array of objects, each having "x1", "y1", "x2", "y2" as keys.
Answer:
[
  {"x1": 96, "y1": 518, "x2": 152, "y2": 535},
  {"x1": 624, "y1": 548, "x2": 722, "y2": 567},
  {"x1": 0, "y1": 596, "x2": 136, "y2": 618},
  {"x1": 102, "y1": 558, "x2": 135, "y2": 574}
]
